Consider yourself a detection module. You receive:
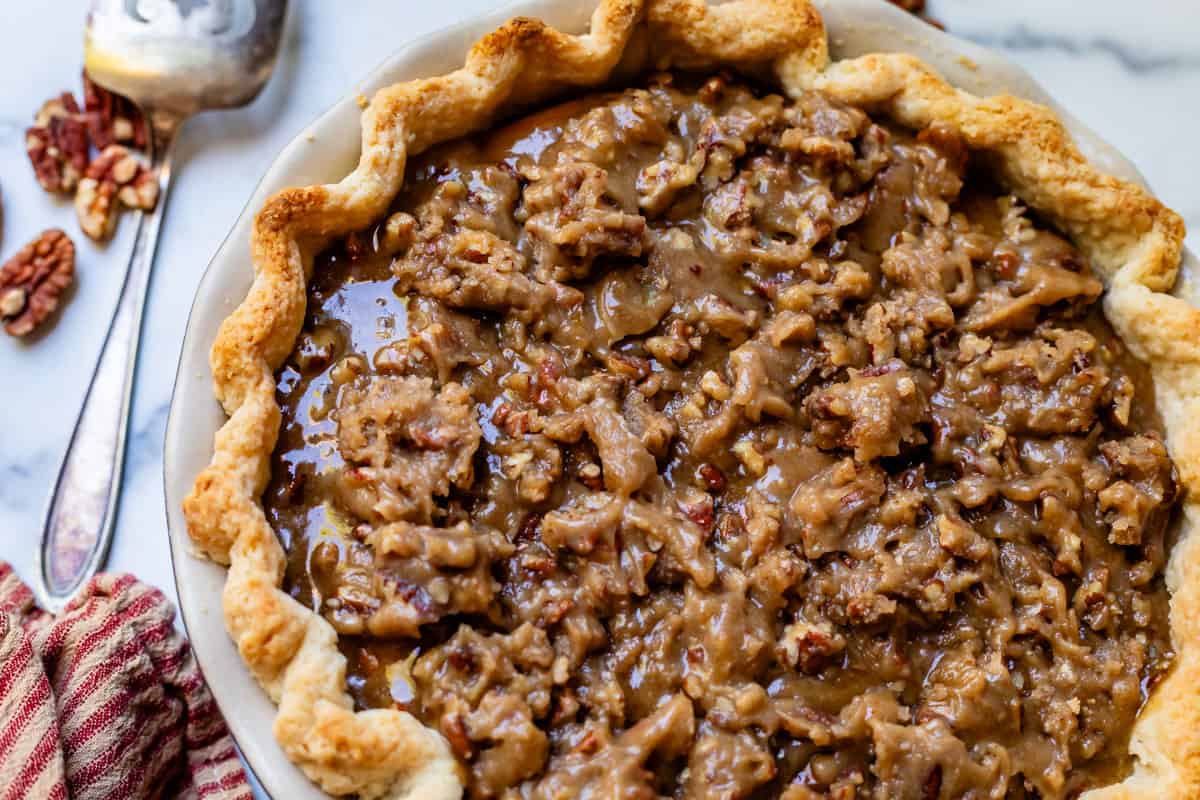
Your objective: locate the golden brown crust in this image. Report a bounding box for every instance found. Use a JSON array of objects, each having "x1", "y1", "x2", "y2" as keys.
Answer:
[{"x1": 183, "y1": 1, "x2": 1198, "y2": 797}]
